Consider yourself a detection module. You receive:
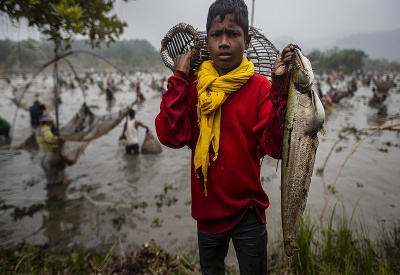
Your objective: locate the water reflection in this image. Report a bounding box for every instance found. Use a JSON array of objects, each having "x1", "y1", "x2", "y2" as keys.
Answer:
[
  {"x1": 43, "y1": 184, "x2": 81, "y2": 243},
  {"x1": 122, "y1": 154, "x2": 141, "y2": 186}
]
